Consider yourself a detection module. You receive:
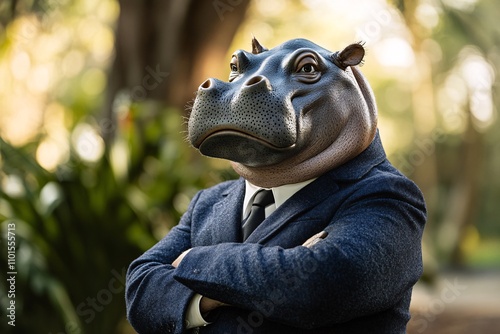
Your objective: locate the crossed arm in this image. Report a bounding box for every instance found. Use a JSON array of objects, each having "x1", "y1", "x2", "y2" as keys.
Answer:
[{"x1": 171, "y1": 231, "x2": 328, "y2": 315}]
